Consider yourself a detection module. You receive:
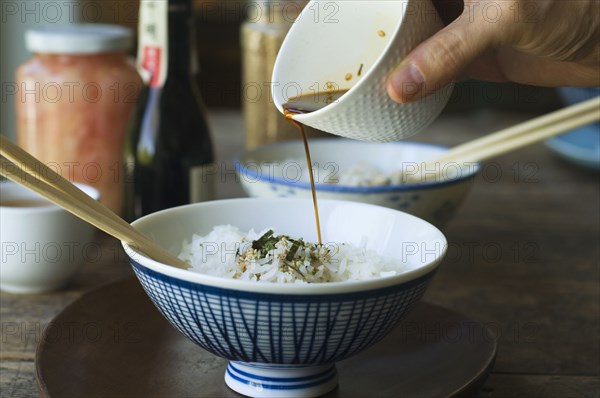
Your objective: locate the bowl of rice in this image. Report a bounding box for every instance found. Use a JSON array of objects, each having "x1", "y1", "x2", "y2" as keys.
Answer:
[
  {"x1": 236, "y1": 139, "x2": 480, "y2": 227},
  {"x1": 123, "y1": 198, "x2": 446, "y2": 398}
]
